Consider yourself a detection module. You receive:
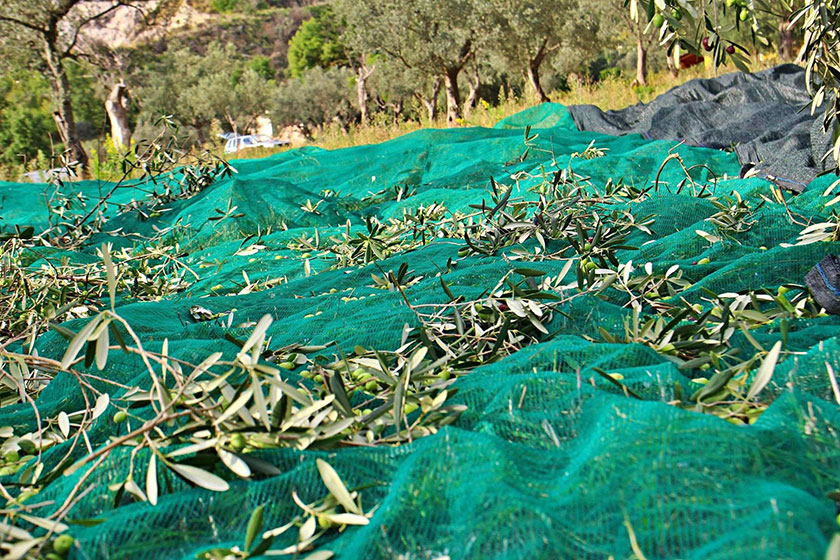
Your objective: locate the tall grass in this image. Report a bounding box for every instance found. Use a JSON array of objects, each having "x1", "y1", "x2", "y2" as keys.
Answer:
[{"x1": 308, "y1": 54, "x2": 781, "y2": 152}]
